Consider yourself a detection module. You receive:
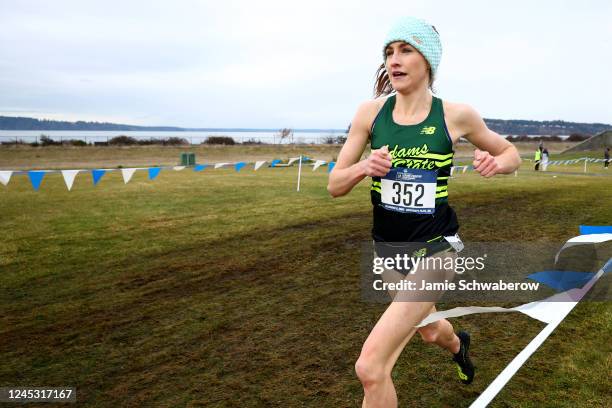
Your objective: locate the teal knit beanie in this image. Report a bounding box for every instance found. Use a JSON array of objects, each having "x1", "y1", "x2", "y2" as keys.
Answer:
[{"x1": 383, "y1": 17, "x2": 442, "y2": 79}]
